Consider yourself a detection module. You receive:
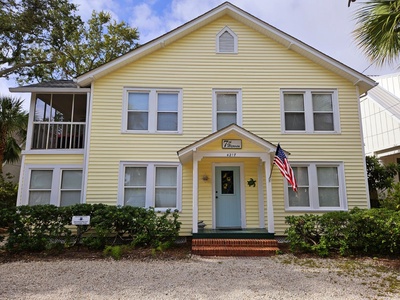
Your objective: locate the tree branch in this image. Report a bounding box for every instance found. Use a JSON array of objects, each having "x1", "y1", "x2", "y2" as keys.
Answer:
[{"x1": 0, "y1": 60, "x2": 54, "y2": 78}]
